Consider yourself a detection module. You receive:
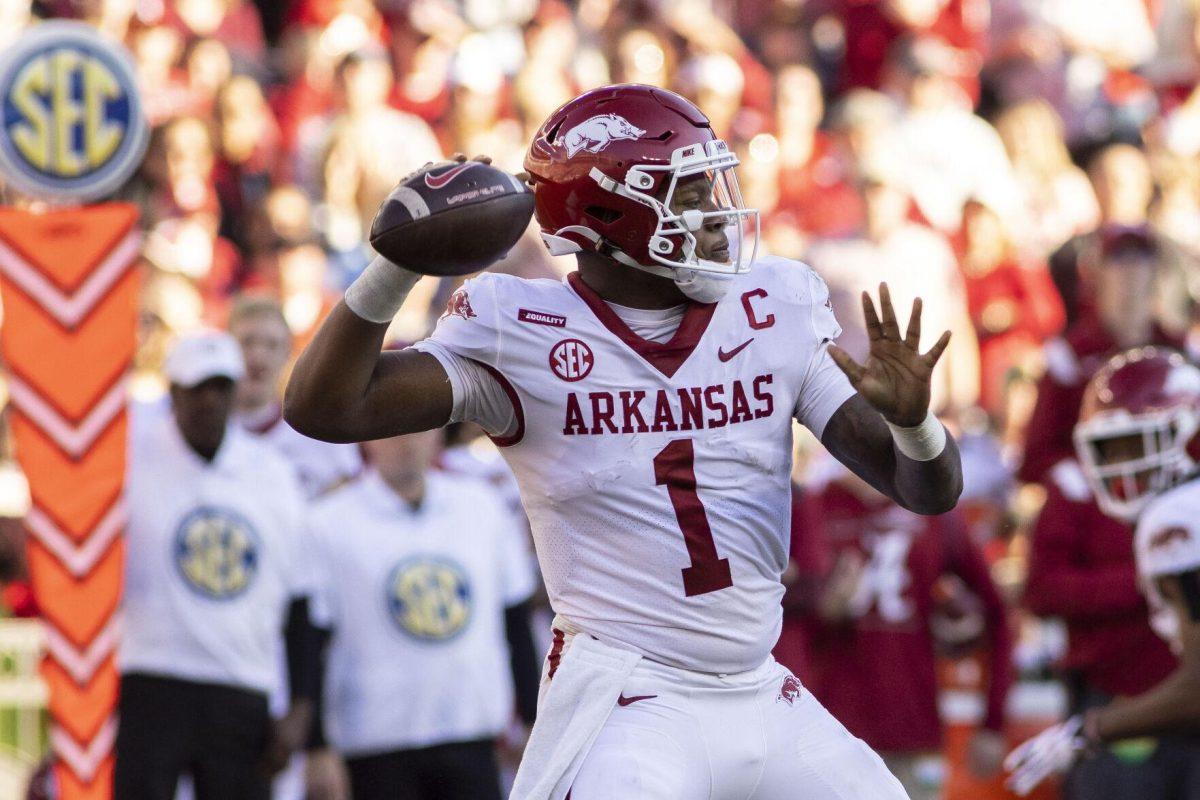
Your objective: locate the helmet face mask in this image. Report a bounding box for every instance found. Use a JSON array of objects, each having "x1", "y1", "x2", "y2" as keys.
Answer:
[
  {"x1": 608, "y1": 139, "x2": 758, "y2": 277},
  {"x1": 1075, "y1": 347, "x2": 1200, "y2": 521},
  {"x1": 1074, "y1": 411, "x2": 1197, "y2": 520}
]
